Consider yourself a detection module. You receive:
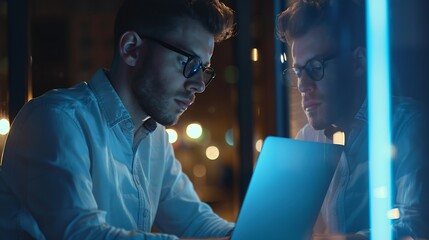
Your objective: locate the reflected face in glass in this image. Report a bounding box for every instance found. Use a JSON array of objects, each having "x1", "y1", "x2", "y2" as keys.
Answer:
[
  {"x1": 131, "y1": 18, "x2": 215, "y2": 126},
  {"x1": 291, "y1": 25, "x2": 351, "y2": 130}
]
